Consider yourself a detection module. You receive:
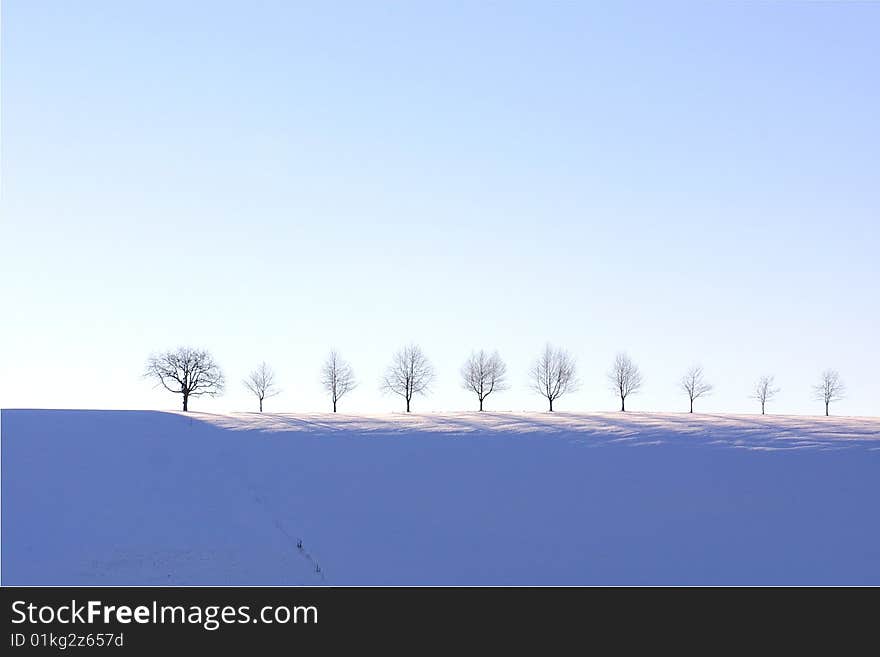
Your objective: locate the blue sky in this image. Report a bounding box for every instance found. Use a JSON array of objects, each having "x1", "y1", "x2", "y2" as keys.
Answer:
[{"x1": 2, "y1": 1, "x2": 878, "y2": 415}]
